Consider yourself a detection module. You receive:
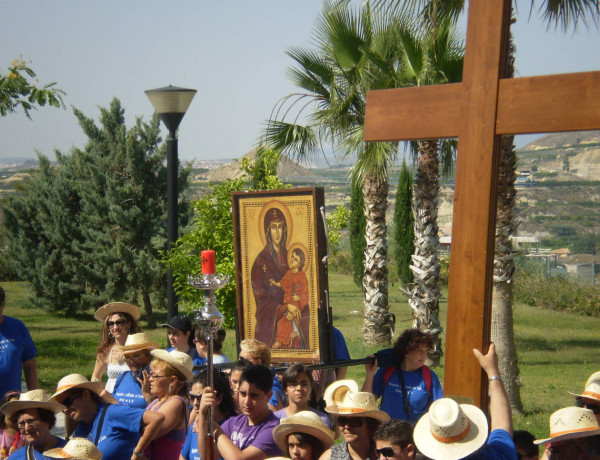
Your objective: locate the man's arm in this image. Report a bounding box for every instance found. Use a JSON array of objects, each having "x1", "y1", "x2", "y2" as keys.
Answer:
[
  {"x1": 473, "y1": 343, "x2": 512, "y2": 435},
  {"x1": 23, "y1": 358, "x2": 38, "y2": 390},
  {"x1": 214, "y1": 427, "x2": 269, "y2": 460}
]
